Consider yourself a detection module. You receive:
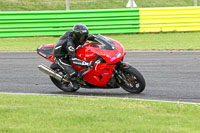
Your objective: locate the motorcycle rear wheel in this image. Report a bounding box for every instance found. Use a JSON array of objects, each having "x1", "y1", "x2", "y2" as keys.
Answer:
[
  {"x1": 118, "y1": 66, "x2": 146, "y2": 94},
  {"x1": 50, "y1": 63, "x2": 79, "y2": 92}
]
